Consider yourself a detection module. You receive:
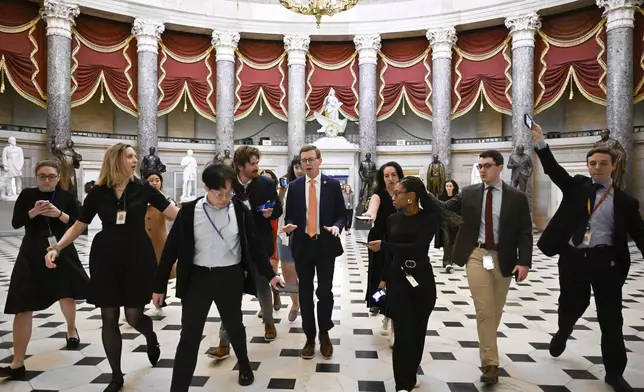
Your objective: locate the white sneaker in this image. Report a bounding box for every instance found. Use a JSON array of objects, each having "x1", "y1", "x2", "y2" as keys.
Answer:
[
  {"x1": 380, "y1": 317, "x2": 390, "y2": 336},
  {"x1": 151, "y1": 307, "x2": 163, "y2": 318}
]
